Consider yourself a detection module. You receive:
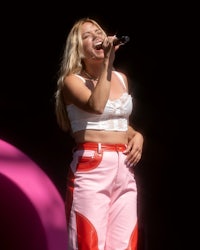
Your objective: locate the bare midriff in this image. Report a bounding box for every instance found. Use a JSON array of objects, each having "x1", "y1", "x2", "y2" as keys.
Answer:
[{"x1": 73, "y1": 130, "x2": 128, "y2": 145}]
